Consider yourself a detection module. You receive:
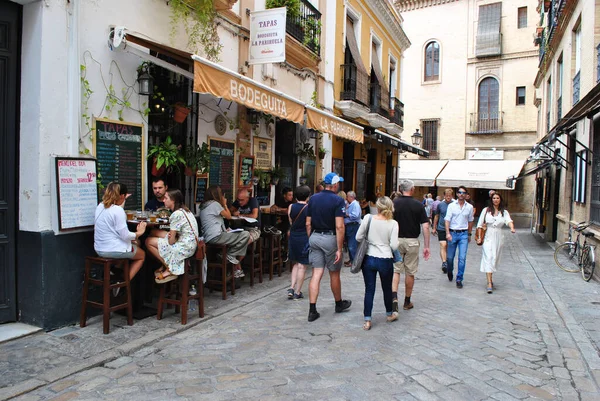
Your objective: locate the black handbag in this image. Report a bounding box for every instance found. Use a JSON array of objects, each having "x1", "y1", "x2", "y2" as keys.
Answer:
[{"x1": 351, "y1": 215, "x2": 372, "y2": 274}]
